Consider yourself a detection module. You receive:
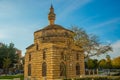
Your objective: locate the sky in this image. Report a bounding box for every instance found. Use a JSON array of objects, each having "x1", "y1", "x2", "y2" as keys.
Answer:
[{"x1": 0, "y1": 0, "x2": 120, "y2": 59}]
